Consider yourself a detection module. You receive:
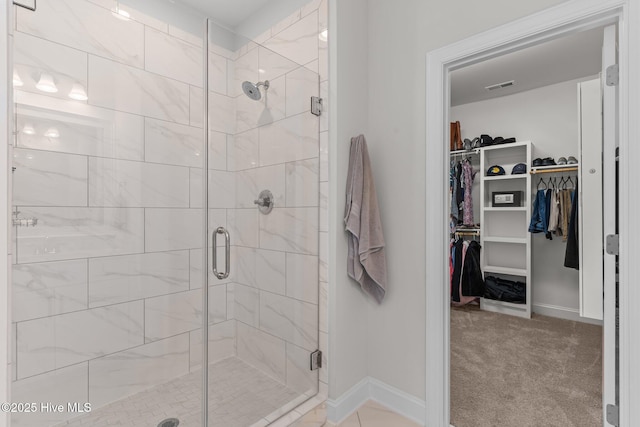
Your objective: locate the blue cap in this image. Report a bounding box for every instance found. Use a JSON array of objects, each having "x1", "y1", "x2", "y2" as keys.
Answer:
[
  {"x1": 511, "y1": 163, "x2": 527, "y2": 174},
  {"x1": 487, "y1": 165, "x2": 505, "y2": 176}
]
